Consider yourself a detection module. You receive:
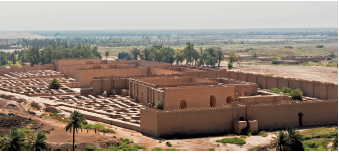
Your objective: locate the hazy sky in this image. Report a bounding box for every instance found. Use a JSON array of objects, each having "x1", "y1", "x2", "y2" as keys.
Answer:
[{"x1": 0, "y1": 1, "x2": 337, "y2": 31}]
